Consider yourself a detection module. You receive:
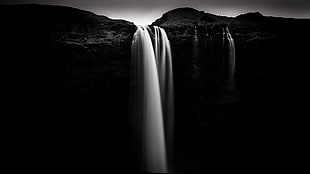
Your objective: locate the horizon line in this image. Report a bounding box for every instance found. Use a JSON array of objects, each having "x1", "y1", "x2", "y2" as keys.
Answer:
[{"x1": 1, "y1": 3, "x2": 309, "y2": 25}]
